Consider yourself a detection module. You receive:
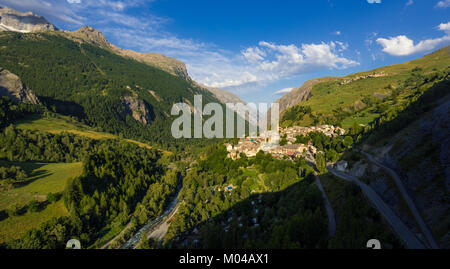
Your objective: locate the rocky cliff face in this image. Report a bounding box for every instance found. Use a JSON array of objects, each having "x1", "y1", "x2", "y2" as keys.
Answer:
[
  {"x1": 0, "y1": 7, "x2": 56, "y2": 33},
  {"x1": 266, "y1": 77, "x2": 332, "y2": 123},
  {"x1": 70, "y1": 26, "x2": 112, "y2": 49},
  {"x1": 276, "y1": 77, "x2": 333, "y2": 115},
  {"x1": 123, "y1": 96, "x2": 153, "y2": 125},
  {"x1": 0, "y1": 67, "x2": 39, "y2": 104},
  {"x1": 119, "y1": 49, "x2": 191, "y2": 80},
  {"x1": 369, "y1": 95, "x2": 450, "y2": 248}
]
